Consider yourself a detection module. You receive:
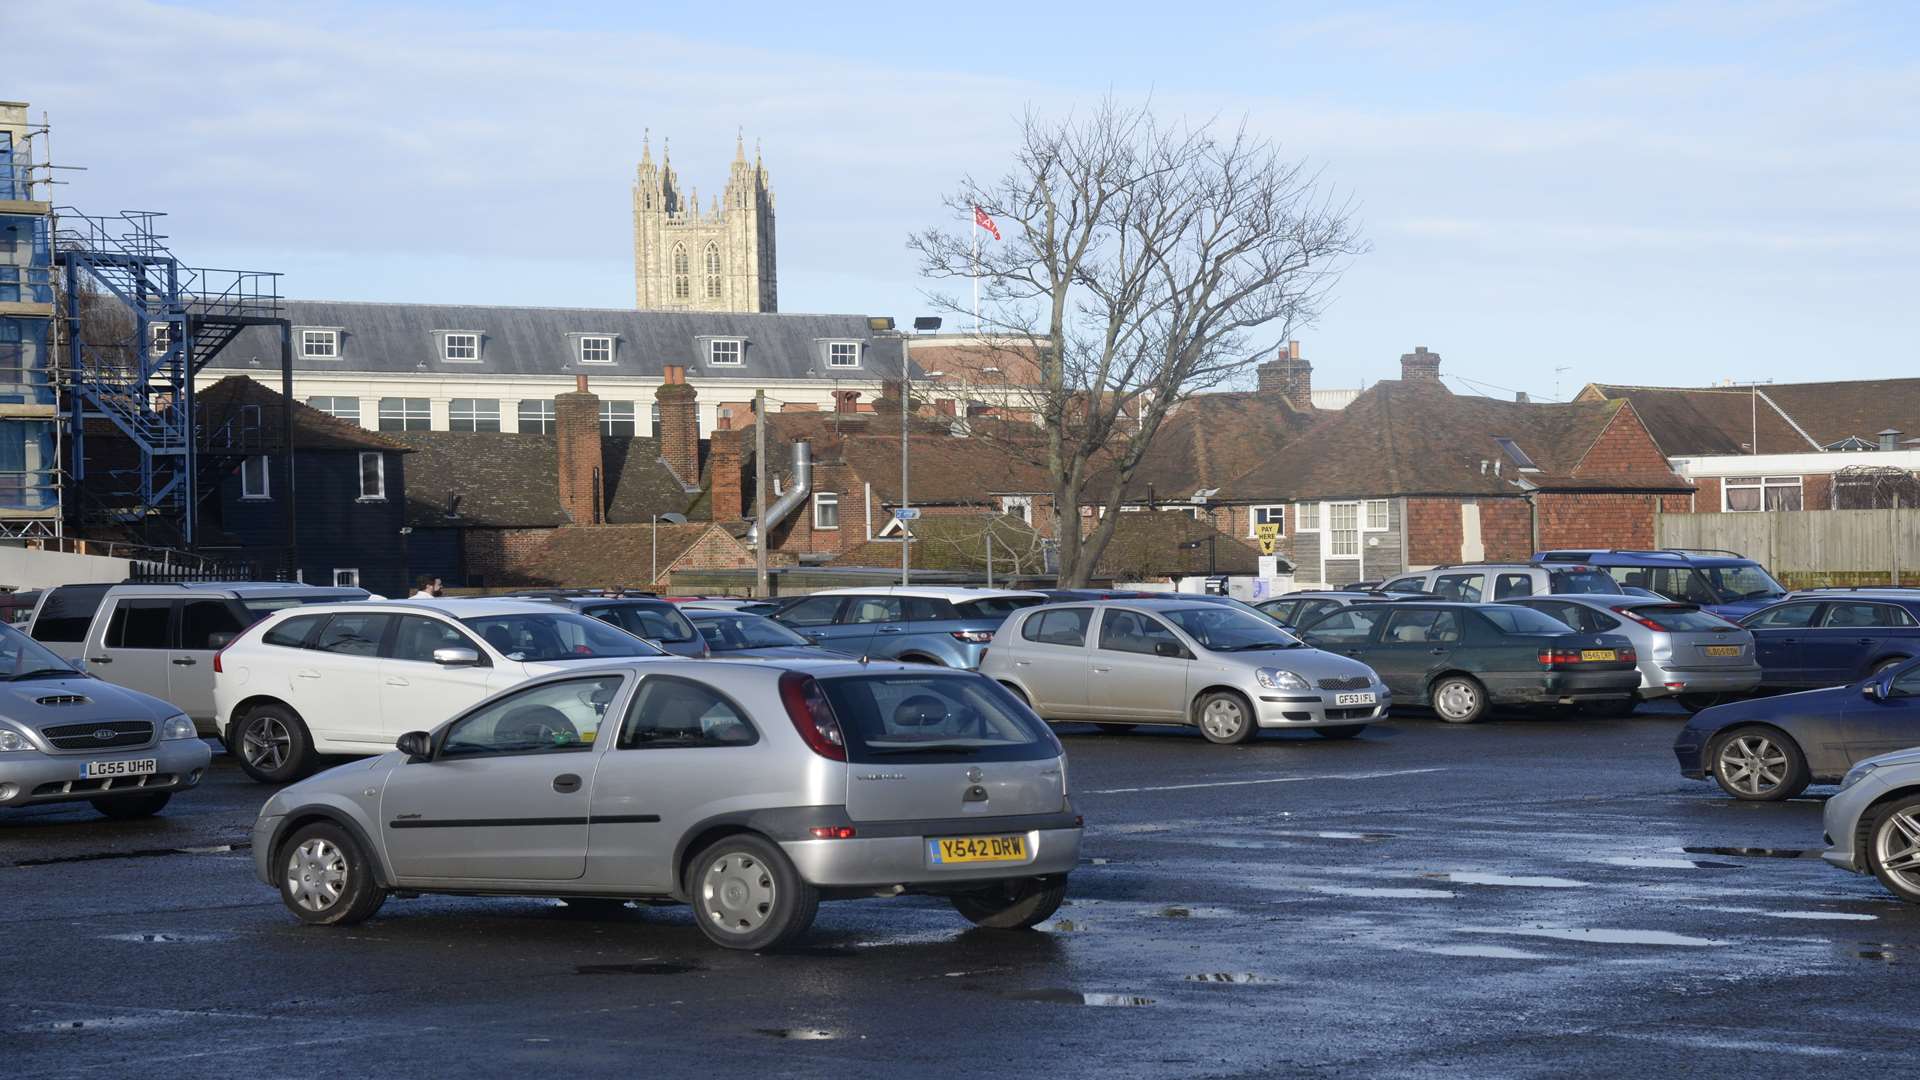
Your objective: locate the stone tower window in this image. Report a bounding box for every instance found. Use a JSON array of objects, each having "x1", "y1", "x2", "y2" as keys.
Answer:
[
  {"x1": 672, "y1": 244, "x2": 690, "y2": 300},
  {"x1": 704, "y1": 243, "x2": 722, "y2": 299}
]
